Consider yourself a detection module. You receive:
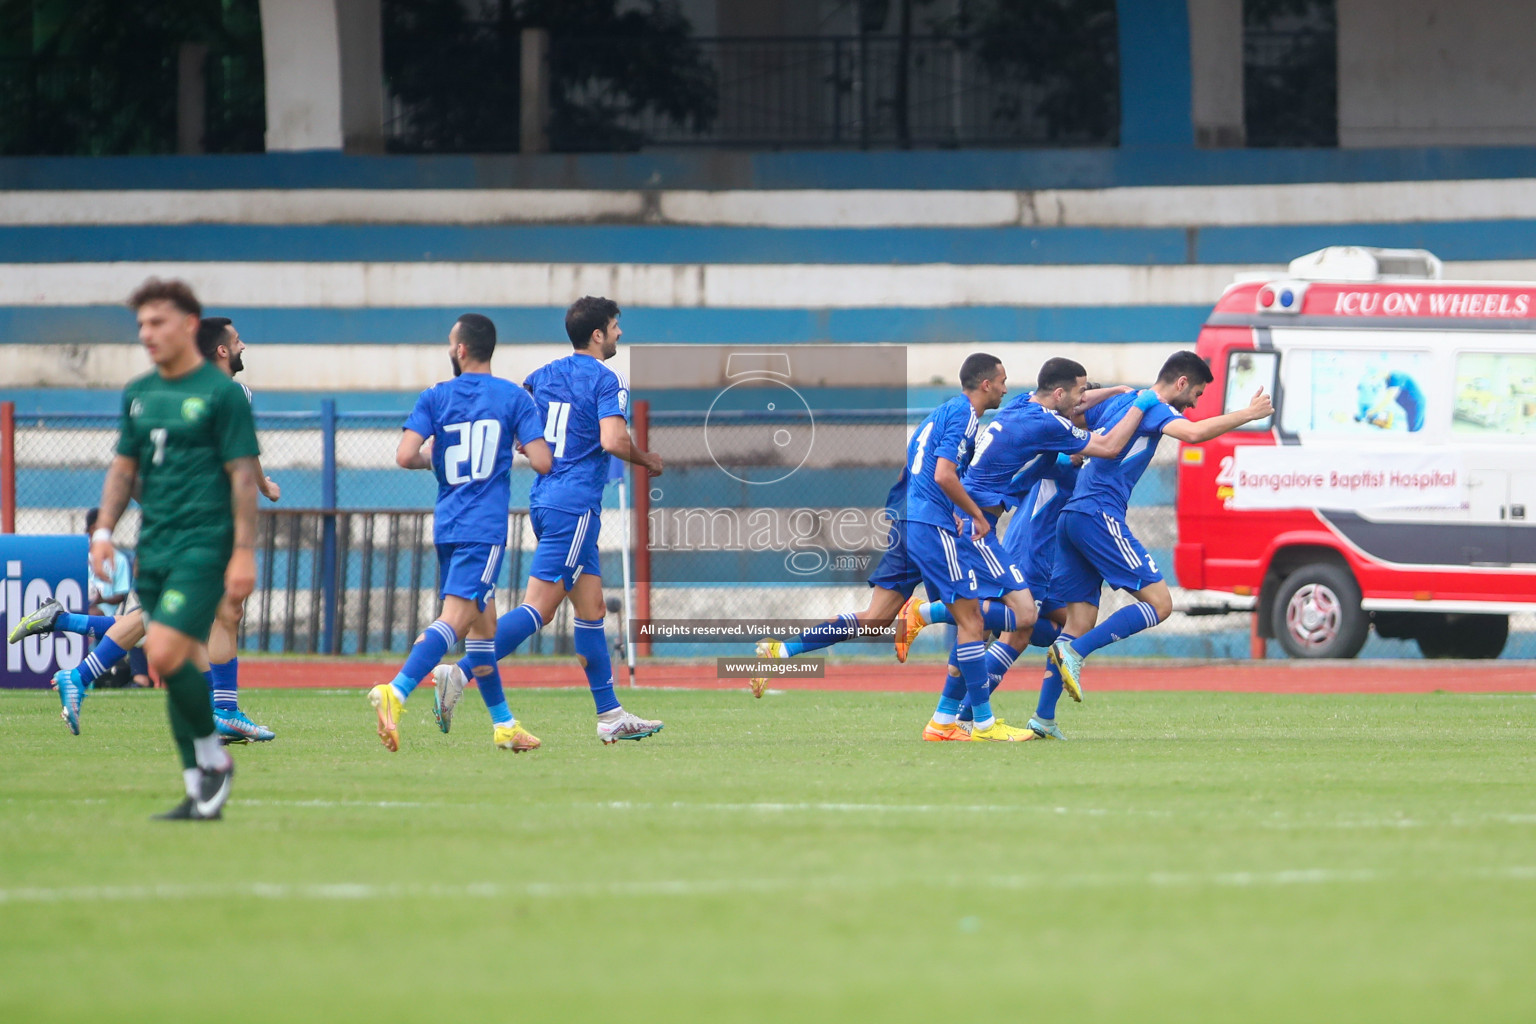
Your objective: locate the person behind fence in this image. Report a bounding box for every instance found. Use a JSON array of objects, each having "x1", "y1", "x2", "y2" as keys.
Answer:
[
  {"x1": 366, "y1": 313, "x2": 554, "y2": 753},
  {"x1": 7, "y1": 508, "x2": 144, "y2": 693},
  {"x1": 428, "y1": 296, "x2": 667, "y2": 745},
  {"x1": 88, "y1": 277, "x2": 258, "y2": 820}
]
